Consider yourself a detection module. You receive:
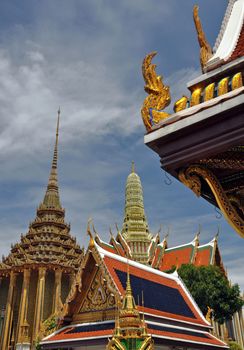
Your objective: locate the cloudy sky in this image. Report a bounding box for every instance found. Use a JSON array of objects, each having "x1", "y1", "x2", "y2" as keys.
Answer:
[{"x1": 0, "y1": 0, "x2": 243, "y2": 290}]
